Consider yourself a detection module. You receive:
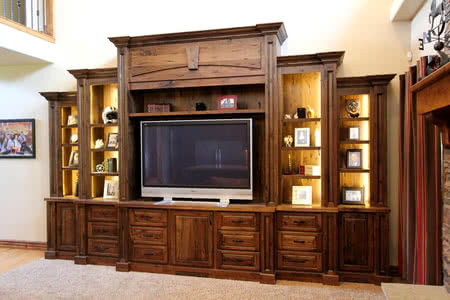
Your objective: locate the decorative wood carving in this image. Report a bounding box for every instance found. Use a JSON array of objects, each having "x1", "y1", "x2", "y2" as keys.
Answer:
[{"x1": 186, "y1": 46, "x2": 200, "y2": 70}]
